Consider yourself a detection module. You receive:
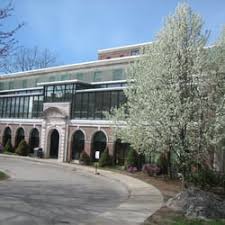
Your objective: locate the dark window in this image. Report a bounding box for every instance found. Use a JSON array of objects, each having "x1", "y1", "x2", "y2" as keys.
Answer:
[
  {"x1": 131, "y1": 49, "x2": 140, "y2": 55},
  {"x1": 71, "y1": 130, "x2": 85, "y2": 160}
]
